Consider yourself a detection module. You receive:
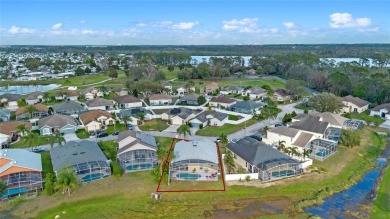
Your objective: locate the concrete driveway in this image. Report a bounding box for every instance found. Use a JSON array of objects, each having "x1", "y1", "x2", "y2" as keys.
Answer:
[
  {"x1": 163, "y1": 124, "x2": 180, "y2": 133},
  {"x1": 64, "y1": 133, "x2": 80, "y2": 142}
]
